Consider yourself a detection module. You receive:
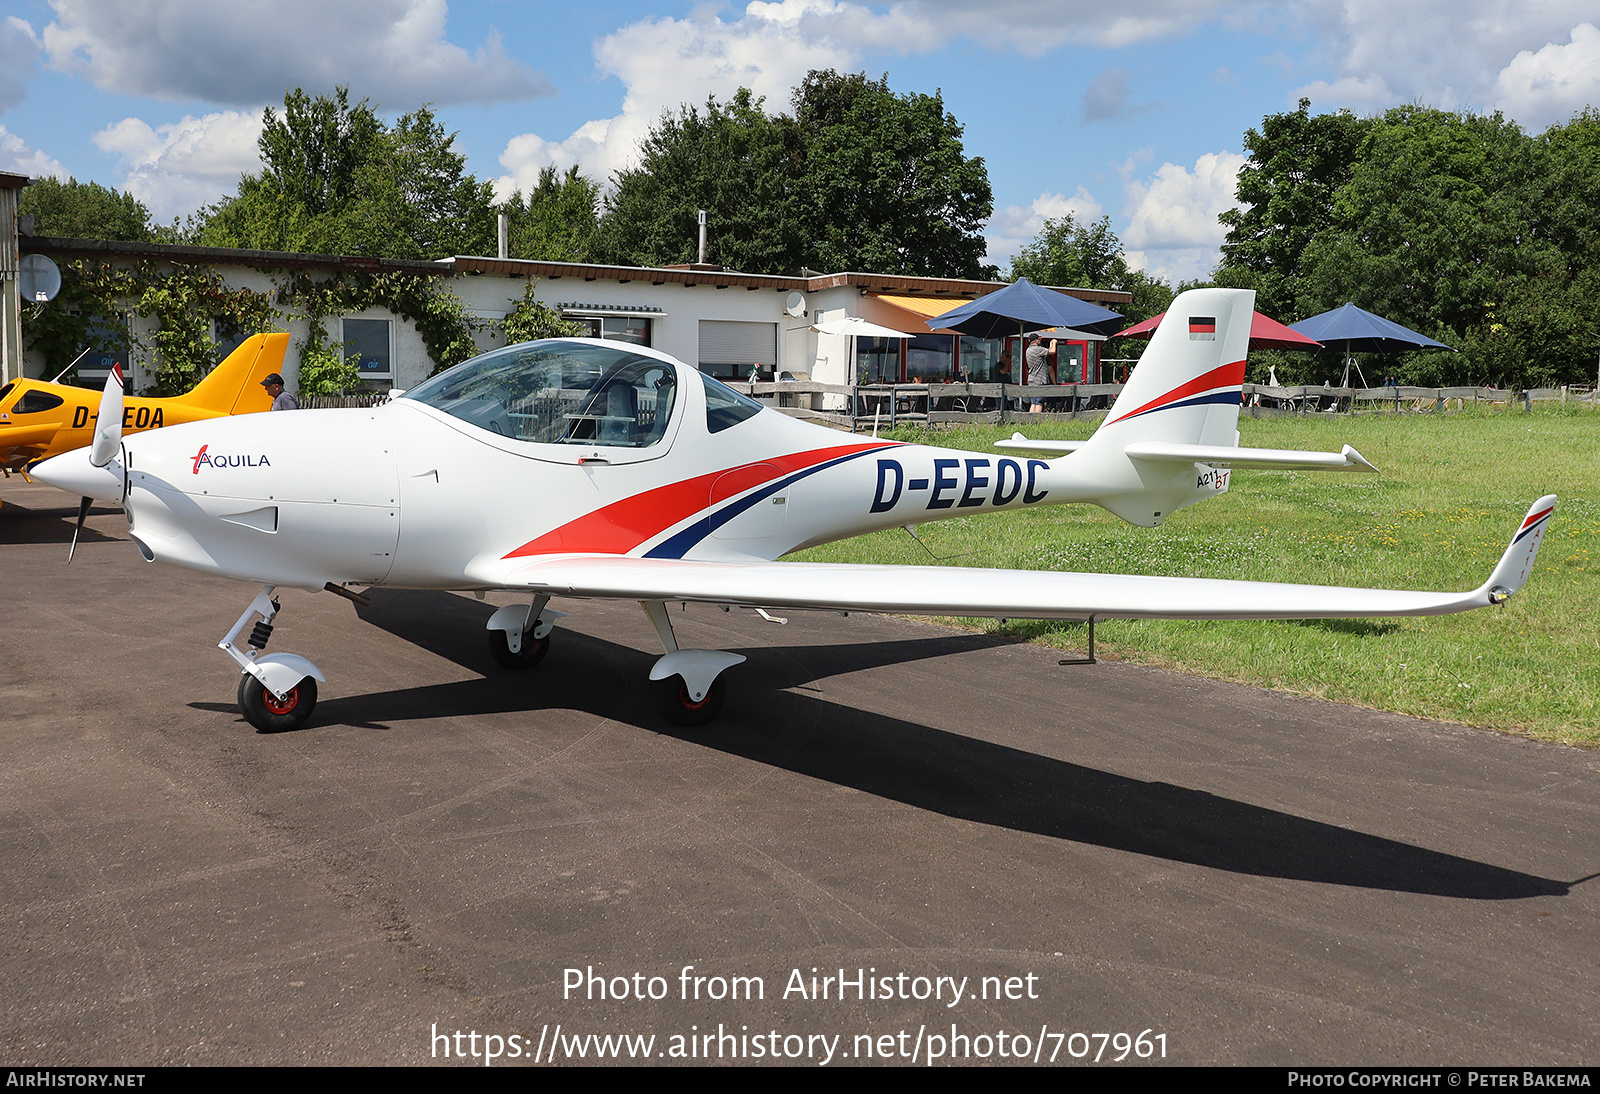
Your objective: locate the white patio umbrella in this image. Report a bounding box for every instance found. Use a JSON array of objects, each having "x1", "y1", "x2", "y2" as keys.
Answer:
[{"x1": 812, "y1": 317, "x2": 913, "y2": 386}]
